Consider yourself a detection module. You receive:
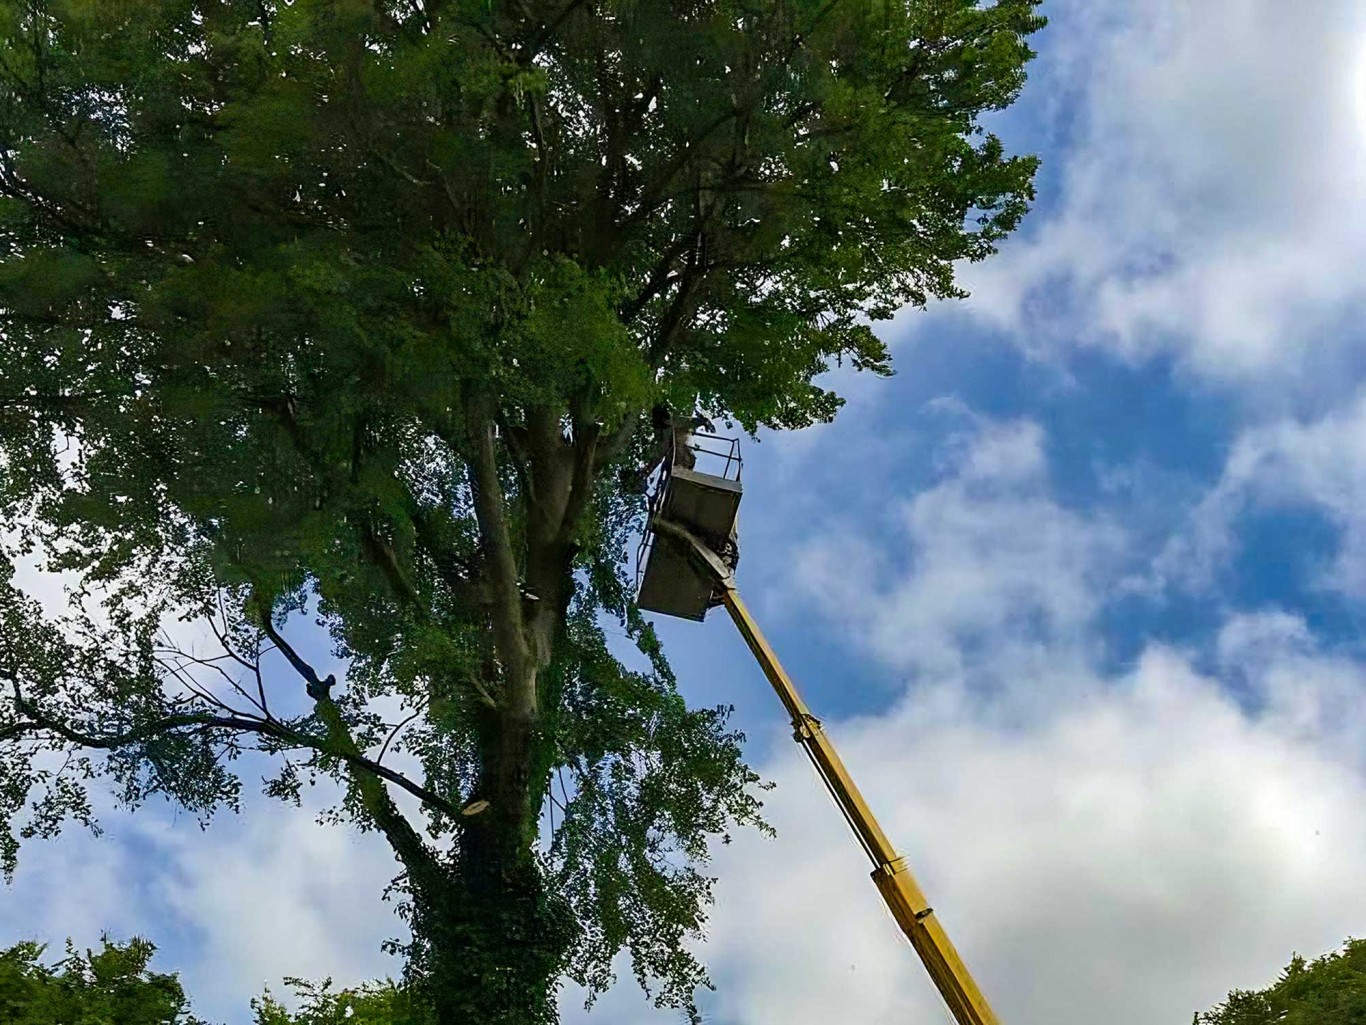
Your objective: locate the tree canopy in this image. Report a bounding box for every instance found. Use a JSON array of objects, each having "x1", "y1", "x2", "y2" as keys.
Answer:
[
  {"x1": 253, "y1": 977, "x2": 428, "y2": 1025},
  {"x1": 1195, "y1": 939, "x2": 1366, "y2": 1025},
  {"x1": 1, "y1": 934, "x2": 427, "y2": 1025},
  {"x1": 0, "y1": 1, "x2": 1044, "y2": 1021},
  {"x1": 0, "y1": 937, "x2": 203, "y2": 1025}
]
